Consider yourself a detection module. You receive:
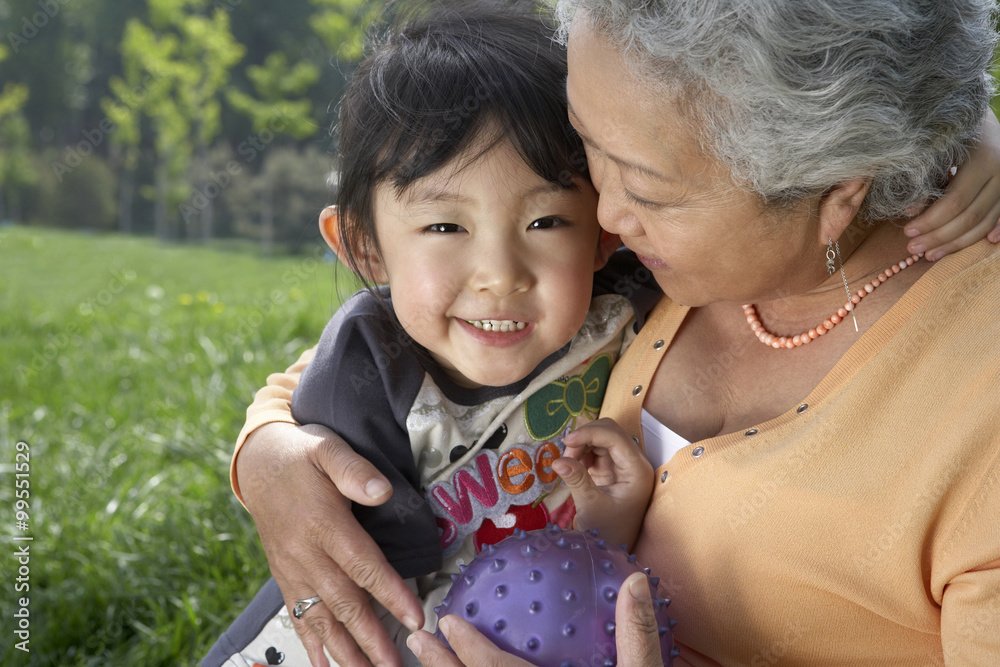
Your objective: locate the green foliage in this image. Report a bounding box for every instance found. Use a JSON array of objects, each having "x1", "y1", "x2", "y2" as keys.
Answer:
[
  {"x1": 0, "y1": 82, "x2": 29, "y2": 120},
  {"x1": 35, "y1": 152, "x2": 119, "y2": 230},
  {"x1": 0, "y1": 0, "x2": 389, "y2": 243},
  {"x1": 227, "y1": 52, "x2": 320, "y2": 140},
  {"x1": 0, "y1": 226, "x2": 358, "y2": 665},
  {"x1": 100, "y1": 25, "x2": 172, "y2": 172},
  {"x1": 0, "y1": 47, "x2": 34, "y2": 219},
  {"x1": 0, "y1": 0, "x2": 81, "y2": 132},
  {"x1": 118, "y1": 17, "x2": 191, "y2": 199},
  {"x1": 247, "y1": 53, "x2": 321, "y2": 97},
  {"x1": 0, "y1": 43, "x2": 30, "y2": 120},
  {"x1": 309, "y1": 0, "x2": 387, "y2": 61},
  {"x1": 111, "y1": 2, "x2": 245, "y2": 236},
  {"x1": 0, "y1": 112, "x2": 39, "y2": 207},
  {"x1": 100, "y1": 79, "x2": 143, "y2": 165},
  {"x1": 175, "y1": 9, "x2": 247, "y2": 146},
  {"x1": 992, "y1": 57, "x2": 1000, "y2": 120},
  {"x1": 224, "y1": 145, "x2": 332, "y2": 253}
]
